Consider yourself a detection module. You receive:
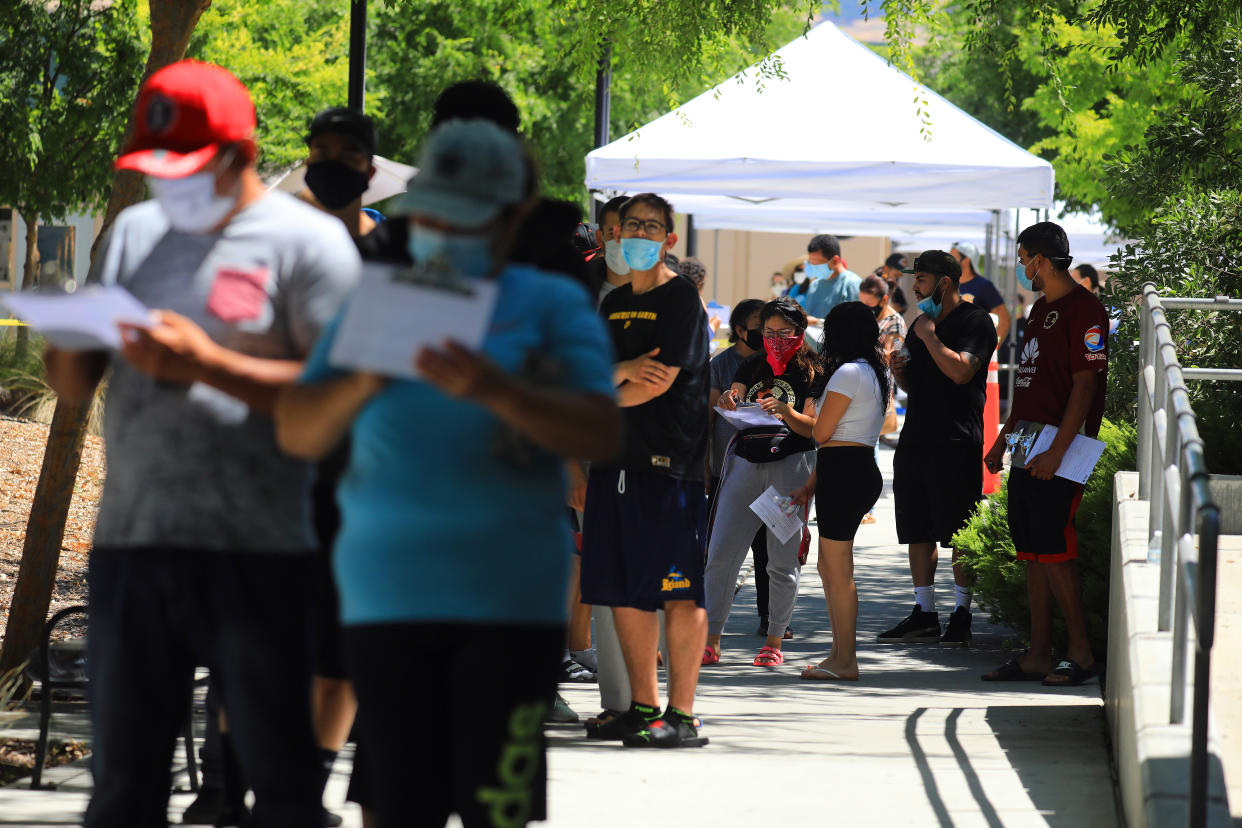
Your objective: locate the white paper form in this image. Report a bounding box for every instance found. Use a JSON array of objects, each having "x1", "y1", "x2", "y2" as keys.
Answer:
[
  {"x1": 1022, "y1": 424, "x2": 1107, "y2": 485},
  {"x1": 1, "y1": 285, "x2": 152, "y2": 350},
  {"x1": 749, "y1": 484, "x2": 804, "y2": 544},
  {"x1": 328, "y1": 262, "x2": 499, "y2": 380},
  {"x1": 715, "y1": 403, "x2": 784, "y2": 430}
]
